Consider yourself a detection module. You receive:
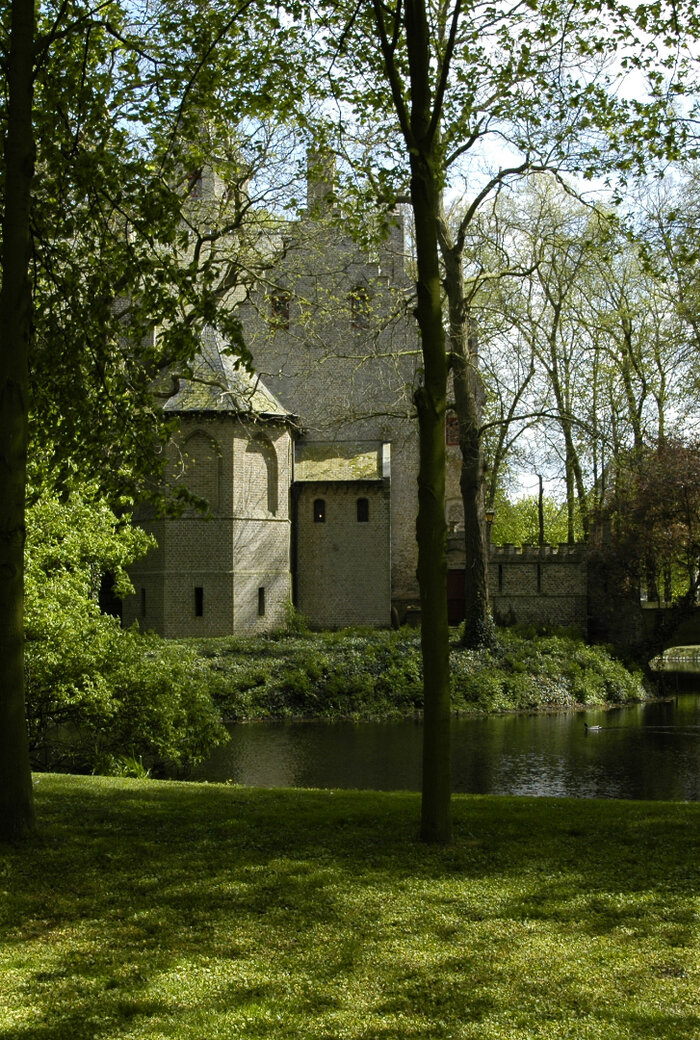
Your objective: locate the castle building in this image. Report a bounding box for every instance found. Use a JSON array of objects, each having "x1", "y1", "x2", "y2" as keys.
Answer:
[
  {"x1": 123, "y1": 163, "x2": 422, "y2": 634},
  {"x1": 123, "y1": 158, "x2": 591, "y2": 637}
]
